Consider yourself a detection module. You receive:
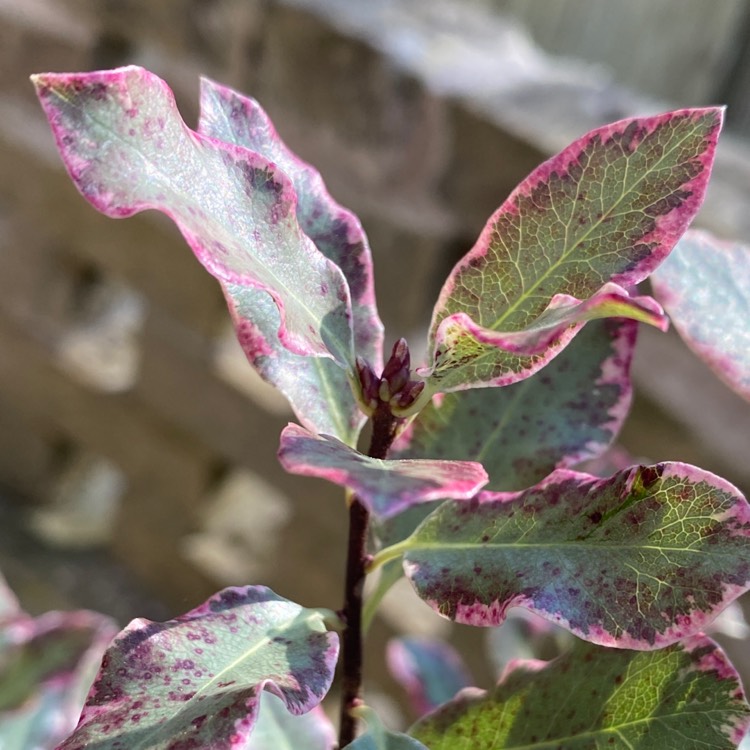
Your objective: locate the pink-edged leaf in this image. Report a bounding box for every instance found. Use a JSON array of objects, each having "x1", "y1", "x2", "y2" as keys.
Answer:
[
  {"x1": 277, "y1": 423, "x2": 488, "y2": 520},
  {"x1": 226, "y1": 285, "x2": 363, "y2": 444},
  {"x1": 425, "y1": 108, "x2": 723, "y2": 393},
  {"x1": 0, "y1": 610, "x2": 117, "y2": 750},
  {"x1": 58, "y1": 586, "x2": 339, "y2": 750},
  {"x1": 394, "y1": 318, "x2": 637, "y2": 491},
  {"x1": 199, "y1": 78, "x2": 384, "y2": 371},
  {"x1": 421, "y1": 283, "x2": 664, "y2": 391},
  {"x1": 247, "y1": 692, "x2": 336, "y2": 750},
  {"x1": 652, "y1": 229, "x2": 750, "y2": 402},
  {"x1": 32, "y1": 66, "x2": 354, "y2": 368},
  {"x1": 348, "y1": 707, "x2": 429, "y2": 750},
  {"x1": 394, "y1": 463, "x2": 750, "y2": 649},
  {"x1": 410, "y1": 636, "x2": 750, "y2": 750},
  {"x1": 387, "y1": 636, "x2": 472, "y2": 718}
]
